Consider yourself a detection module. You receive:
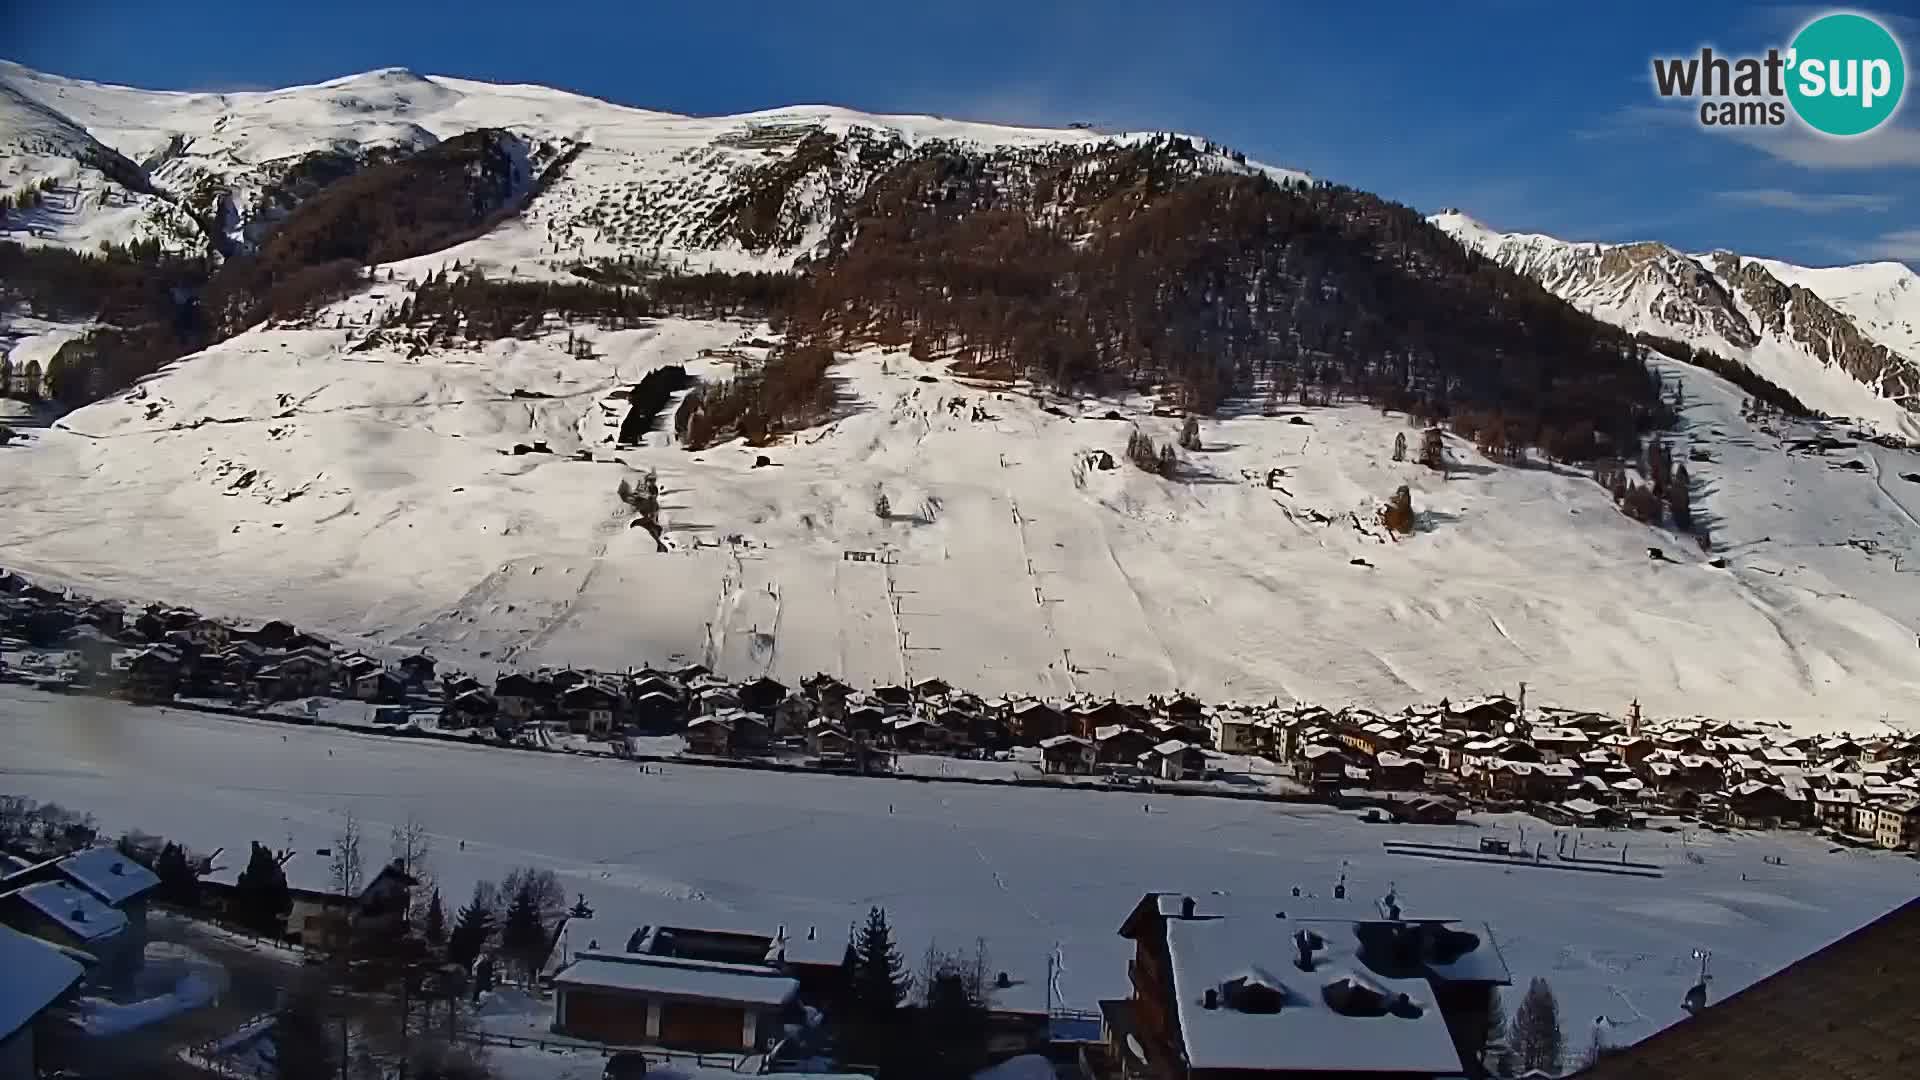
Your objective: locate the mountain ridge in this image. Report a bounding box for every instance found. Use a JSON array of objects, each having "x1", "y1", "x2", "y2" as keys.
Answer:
[
  {"x1": 4, "y1": 62, "x2": 1920, "y2": 731},
  {"x1": 1430, "y1": 210, "x2": 1920, "y2": 439}
]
